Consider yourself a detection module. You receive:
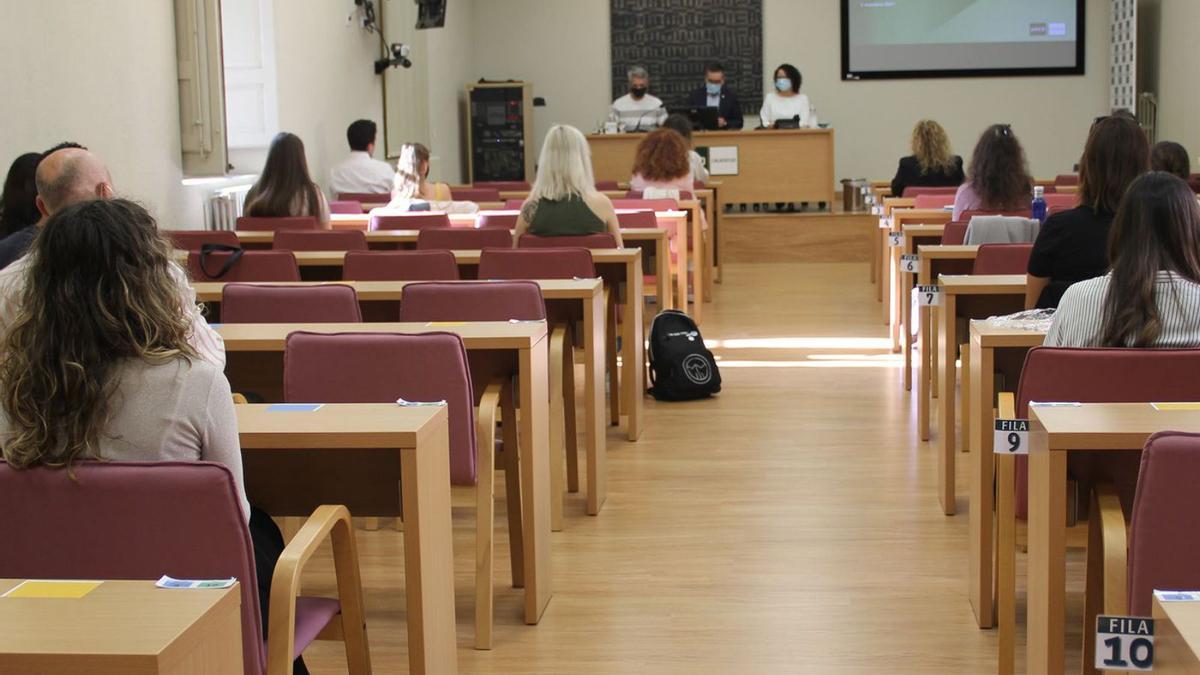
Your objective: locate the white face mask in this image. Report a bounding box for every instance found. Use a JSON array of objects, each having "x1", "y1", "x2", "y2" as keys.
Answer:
[{"x1": 775, "y1": 78, "x2": 791, "y2": 92}]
